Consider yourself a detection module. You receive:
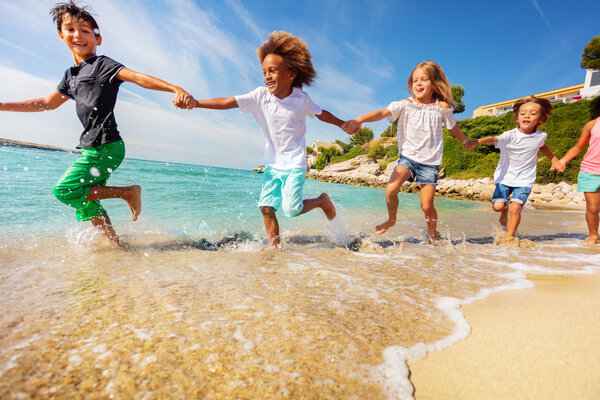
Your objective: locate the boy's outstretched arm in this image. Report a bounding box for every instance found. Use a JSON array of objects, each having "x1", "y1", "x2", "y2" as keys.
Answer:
[
  {"x1": 341, "y1": 109, "x2": 391, "y2": 135},
  {"x1": 0, "y1": 91, "x2": 68, "y2": 112},
  {"x1": 193, "y1": 97, "x2": 239, "y2": 110},
  {"x1": 316, "y1": 110, "x2": 351, "y2": 132},
  {"x1": 539, "y1": 144, "x2": 560, "y2": 171},
  {"x1": 475, "y1": 136, "x2": 498, "y2": 146},
  {"x1": 115, "y1": 68, "x2": 194, "y2": 108}
]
